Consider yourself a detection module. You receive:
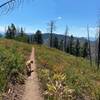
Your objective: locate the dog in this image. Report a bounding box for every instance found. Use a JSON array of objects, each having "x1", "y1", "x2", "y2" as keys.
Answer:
[{"x1": 26, "y1": 60, "x2": 34, "y2": 76}]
